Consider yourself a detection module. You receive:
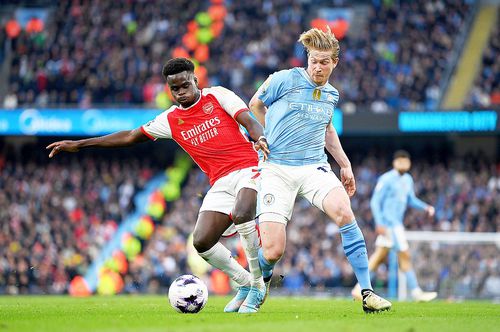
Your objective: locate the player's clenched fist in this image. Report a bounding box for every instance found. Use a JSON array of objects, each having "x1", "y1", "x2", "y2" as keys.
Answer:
[{"x1": 46, "y1": 140, "x2": 80, "y2": 158}]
